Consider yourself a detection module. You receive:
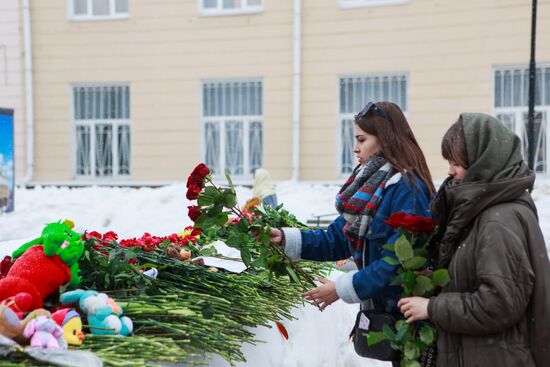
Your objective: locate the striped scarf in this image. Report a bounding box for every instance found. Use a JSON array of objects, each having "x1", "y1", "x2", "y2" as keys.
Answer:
[{"x1": 336, "y1": 155, "x2": 395, "y2": 266}]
